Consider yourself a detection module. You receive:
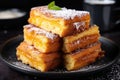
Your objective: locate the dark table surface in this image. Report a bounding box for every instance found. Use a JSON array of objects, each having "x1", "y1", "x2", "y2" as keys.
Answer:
[{"x1": 0, "y1": 25, "x2": 120, "y2": 80}]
